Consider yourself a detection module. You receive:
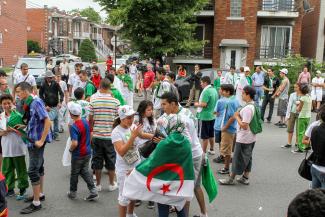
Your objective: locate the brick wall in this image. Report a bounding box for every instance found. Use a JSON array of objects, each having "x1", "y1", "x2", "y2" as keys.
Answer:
[
  {"x1": 27, "y1": 8, "x2": 48, "y2": 53},
  {"x1": 300, "y1": 0, "x2": 320, "y2": 59},
  {"x1": 0, "y1": 0, "x2": 27, "y2": 66}
]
